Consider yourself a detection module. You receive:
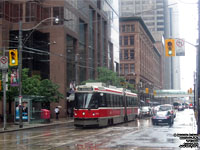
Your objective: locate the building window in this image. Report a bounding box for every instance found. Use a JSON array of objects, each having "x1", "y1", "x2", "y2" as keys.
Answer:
[
  {"x1": 124, "y1": 64, "x2": 128, "y2": 75},
  {"x1": 157, "y1": 22, "x2": 164, "y2": 25},
  {"x1": 120, "y1": 36, "x2": 122, "y2": 46},
  {"x1": 126, "y1": 25, "x2": 130, "y2": 32},
  {"x1": 124, "y1": 49, "x2": 128, "y2": 60},
  {"x1": 130, "y1": 49, "x2": 134, "y2": 59},
  {"x1": 0, "y1": 2, "x2": 3, "y2": 18},
  {"x1": 26, "y1": 2, "x2": 37, "y2": 22},
  {"x1": 130, "y1": 64, "x2": 135, "y2": 73},
  {"x1": 122, "y1": 25, "x2": 125, "y2": 32},
  {"x1": 157, "y1": 16, "x2": 164, "y2": 20},
  {"x1": 131, "y1": 25, "x2": 135, "y2": 32},
  {"x1": 124, "y1": 36, "x2": 128, "y2": 45},
  {"x1": 157, "y1": 28, "x2": 164, "y2": 31},
  {"x1": 120, "y1": 51, "x2": 122, "y2": 60},
  {"x1": 120, "y1": 64, "x2": 123, "y2": 74},
  {"x1": 130, "y1": 36, "x2": 134, "y2": 45},
  {"x1": 11, "y1": 3, "x2": 23, "y2": 22}
]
